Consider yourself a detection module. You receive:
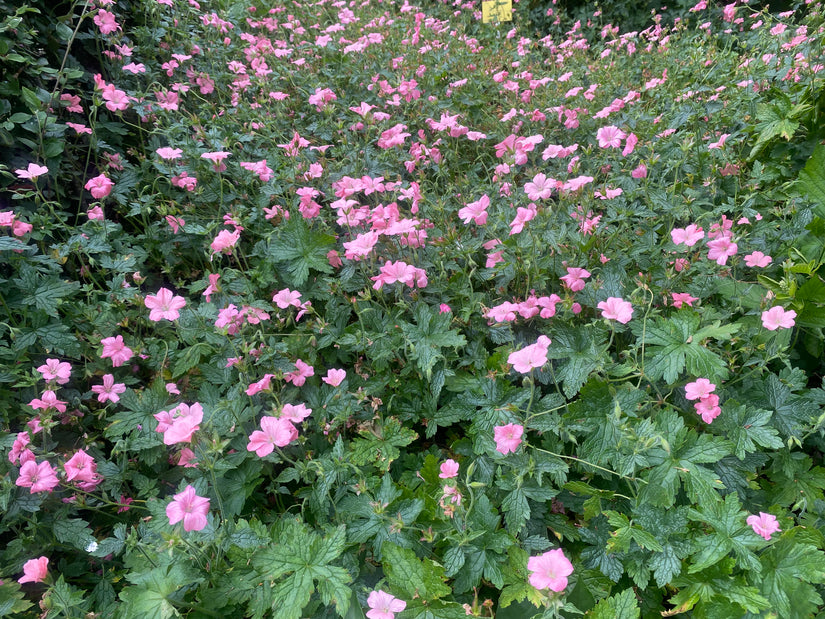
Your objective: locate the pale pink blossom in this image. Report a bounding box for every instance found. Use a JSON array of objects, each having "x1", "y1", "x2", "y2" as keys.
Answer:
[
  {"x1": 707, "y1": 236, "x2": 738, "y2": 265},
  {"x1": 91, "y1": 374, "x2": 126, "y2": 403},
  {"x1": 166, "y1": 485, "x2": 210, "y2": 531},
  {"x1": 597, "y1": 297, "x2": 633, "y2": 324},
  {"x1": 37, "y1": 359, "x2": 71, "y2": 385},
  {"x1": 747, "y1": 512, "x2": 780, "y2": 540},
  {"x1": 16, "y1": 460, "x2": 59, "y2": 493},
  {"x1": 527, "y1": 549, "x2": 574, "y2": 592},
  {"x1": 761, "y1": 306, "x2": 796, "y2": 331},
  {"x1": 457, "y1": 195, "x2": 489, "y2": 225},
  {"x1": 100, "y1": 335, "x2": 133, "y2": 367},
  {"x1": 560, "y1": 267, "x2": 590, "y2": 292},
  {"x1": 210, "y1": 229, "x2": 240, "y2": 255},
  {"x1": 284, "y1": 359, "x2": 314, "y2": 386},
  {"x1": 322, "y1": 369, "x2": 346, "y2": 387},
  {"x1": 670, "y1": 224, "x2": 704, "y2": 246},
  {"x1": 671, "y1": 293, "x2": 699, "y2": 309},
  {"x1": 247, "y1": 416, "x2": 298, "y2": 456},
  {"x1": 596, "y1": 125, "x2": 626, "y2": 148},
  {"x1": 694, "y1": 393, "x2": 721, "y2": 423},
  {"x1": 744, "y1": 251, "x2": 772, "y2": 267},
  {"x1": 508, "y1": 335, "x2": 551, "y2": 373},
  {"x1": 18, "y1": 557, "x2": 49, "y2": 584},
  {"x1": 64, "y1": 450, "x2": 99, "y2": 484},
  {"x1": 273, "y1": 288, "x2": 302, "y2": 309},
  {"x1": 366, "y1": 590, "x2": 406, "y2": 619},
  {"x1": 439, "y1": 459, "x2": 459, "y2": 479},
  {"x1": 157, "y1": 147, "x2": 183, "y2": 160},
  {"x1": 85, "y1": 174, "x2": 114, "y2": 199},
  {"x1": 145, "y1": 288, "x2": 186, "y2": 321},
  {"x1": 685, "y1": 378, "x2": 715, "y2": 401},
  {"x1": 494, "y1": 423, "x2": 524, "y2": 455},
  {"x1": 15, "y1": 163, "x2": 49, "y2": 180}
]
